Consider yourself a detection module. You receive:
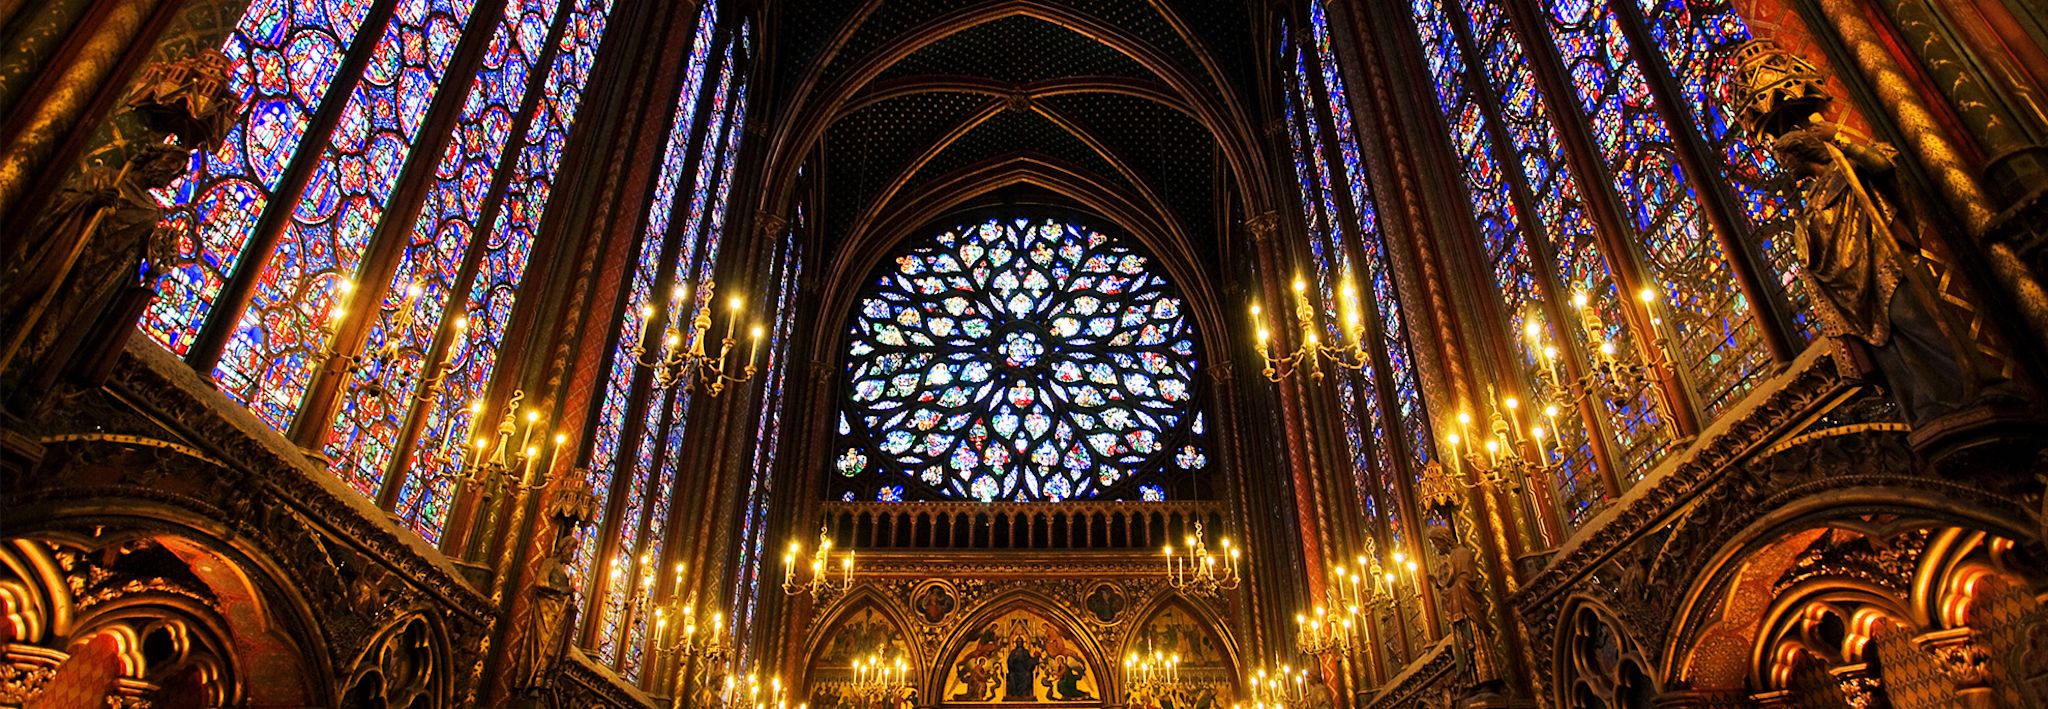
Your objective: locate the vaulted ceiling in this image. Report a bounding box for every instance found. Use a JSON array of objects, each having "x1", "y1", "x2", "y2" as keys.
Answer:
[{"x1": 755, "y1": 0, "x2": 1276, "y2": 313}]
